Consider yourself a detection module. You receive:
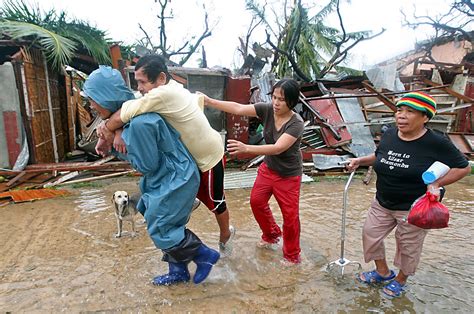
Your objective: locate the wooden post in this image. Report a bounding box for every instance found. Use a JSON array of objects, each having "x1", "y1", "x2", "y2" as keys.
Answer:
[
  {"x1": 362, "y1": 81, "x2": 397, "y2": 112},
  {"x1": 43, "y1": 58, "x2": 59, "y2": 162}
]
